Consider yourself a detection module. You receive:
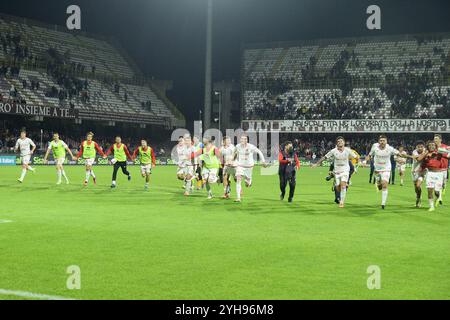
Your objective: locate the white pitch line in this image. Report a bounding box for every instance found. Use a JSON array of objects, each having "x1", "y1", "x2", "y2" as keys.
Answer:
[
  {"x1": 0, "y1": 220, "x2": 13, "y2": 224},
  {"x1": 0, "y1": 289, "x2": 75, "y2": 300}
]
